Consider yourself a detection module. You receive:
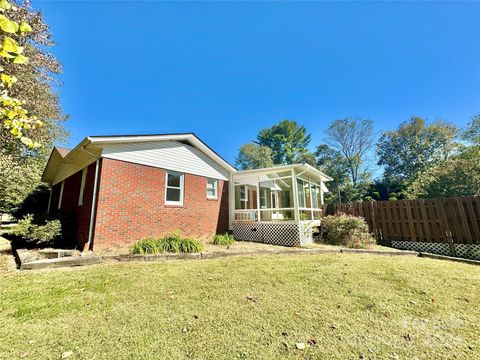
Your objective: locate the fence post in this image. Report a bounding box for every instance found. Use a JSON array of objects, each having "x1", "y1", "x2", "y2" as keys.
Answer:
[{"x1": 447, "y1": 230, "x2": 456, "y2": 257}]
